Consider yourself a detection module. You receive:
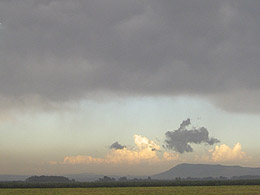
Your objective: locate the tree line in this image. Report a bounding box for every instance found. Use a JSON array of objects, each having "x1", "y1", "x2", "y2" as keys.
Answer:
[{"x1": 1, "y1": 179, "x2": 260, "y2": 188}]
